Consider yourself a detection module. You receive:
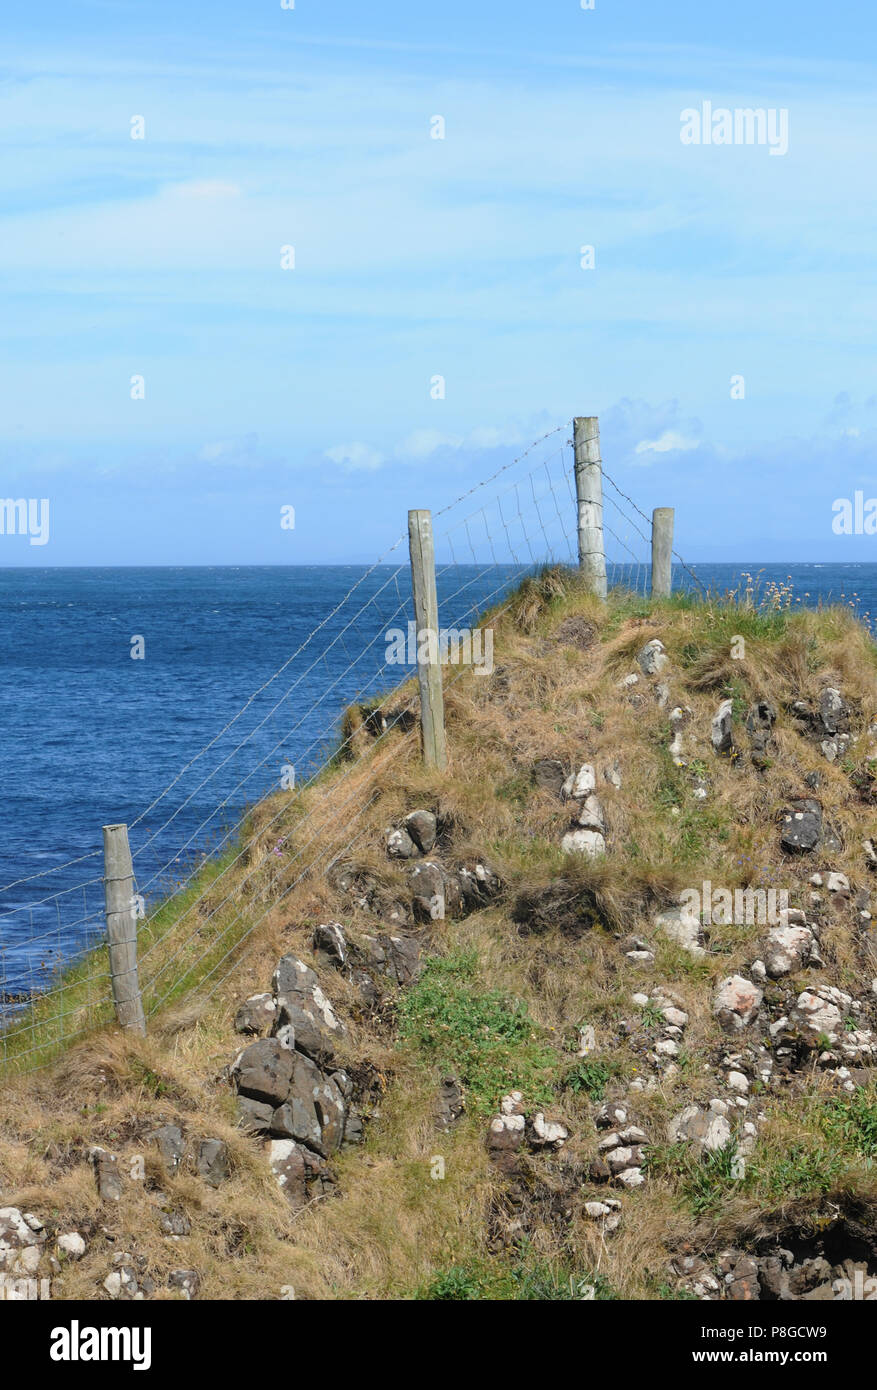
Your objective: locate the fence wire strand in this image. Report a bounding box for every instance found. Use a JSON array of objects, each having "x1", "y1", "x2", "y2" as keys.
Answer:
[{"x1": 1, "y1": 423, "x2": 702, "y2": 1075}]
